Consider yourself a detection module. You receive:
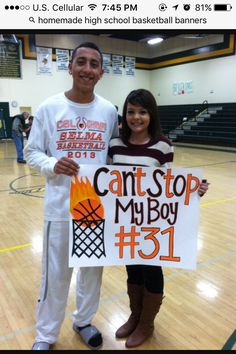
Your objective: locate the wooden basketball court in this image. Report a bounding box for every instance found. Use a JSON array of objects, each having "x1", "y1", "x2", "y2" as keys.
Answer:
[{"x1": 0, "y1": 139, "x2": 236, "y2": 350}]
